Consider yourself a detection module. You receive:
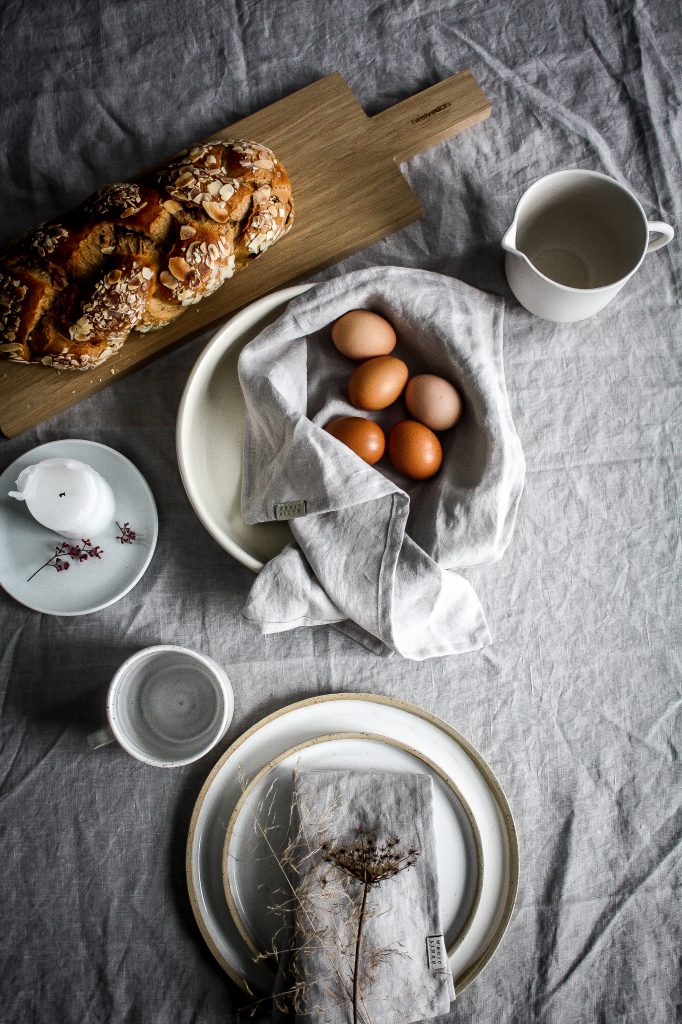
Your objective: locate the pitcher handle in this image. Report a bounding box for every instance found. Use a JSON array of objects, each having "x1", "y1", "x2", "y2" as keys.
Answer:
[
  {"x1": 87, "y1": 726, "x2": 115, "y2": 750},
  {"x1": 646, "y1": 221, "x2": 674, "y2": 253}
]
